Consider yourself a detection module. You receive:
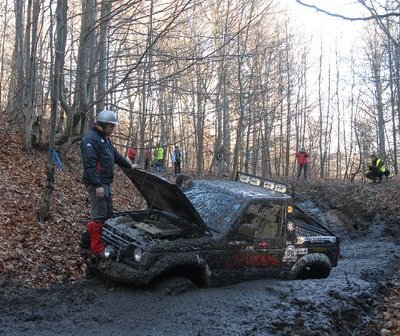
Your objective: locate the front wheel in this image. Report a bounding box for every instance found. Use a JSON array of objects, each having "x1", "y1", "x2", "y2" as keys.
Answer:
[
  {"x1": 154, "y1": 276, "x2": 197, "y2": 295},
  {"x1": 289, "y1": 253, "x2": 332, "y2": 280}
]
